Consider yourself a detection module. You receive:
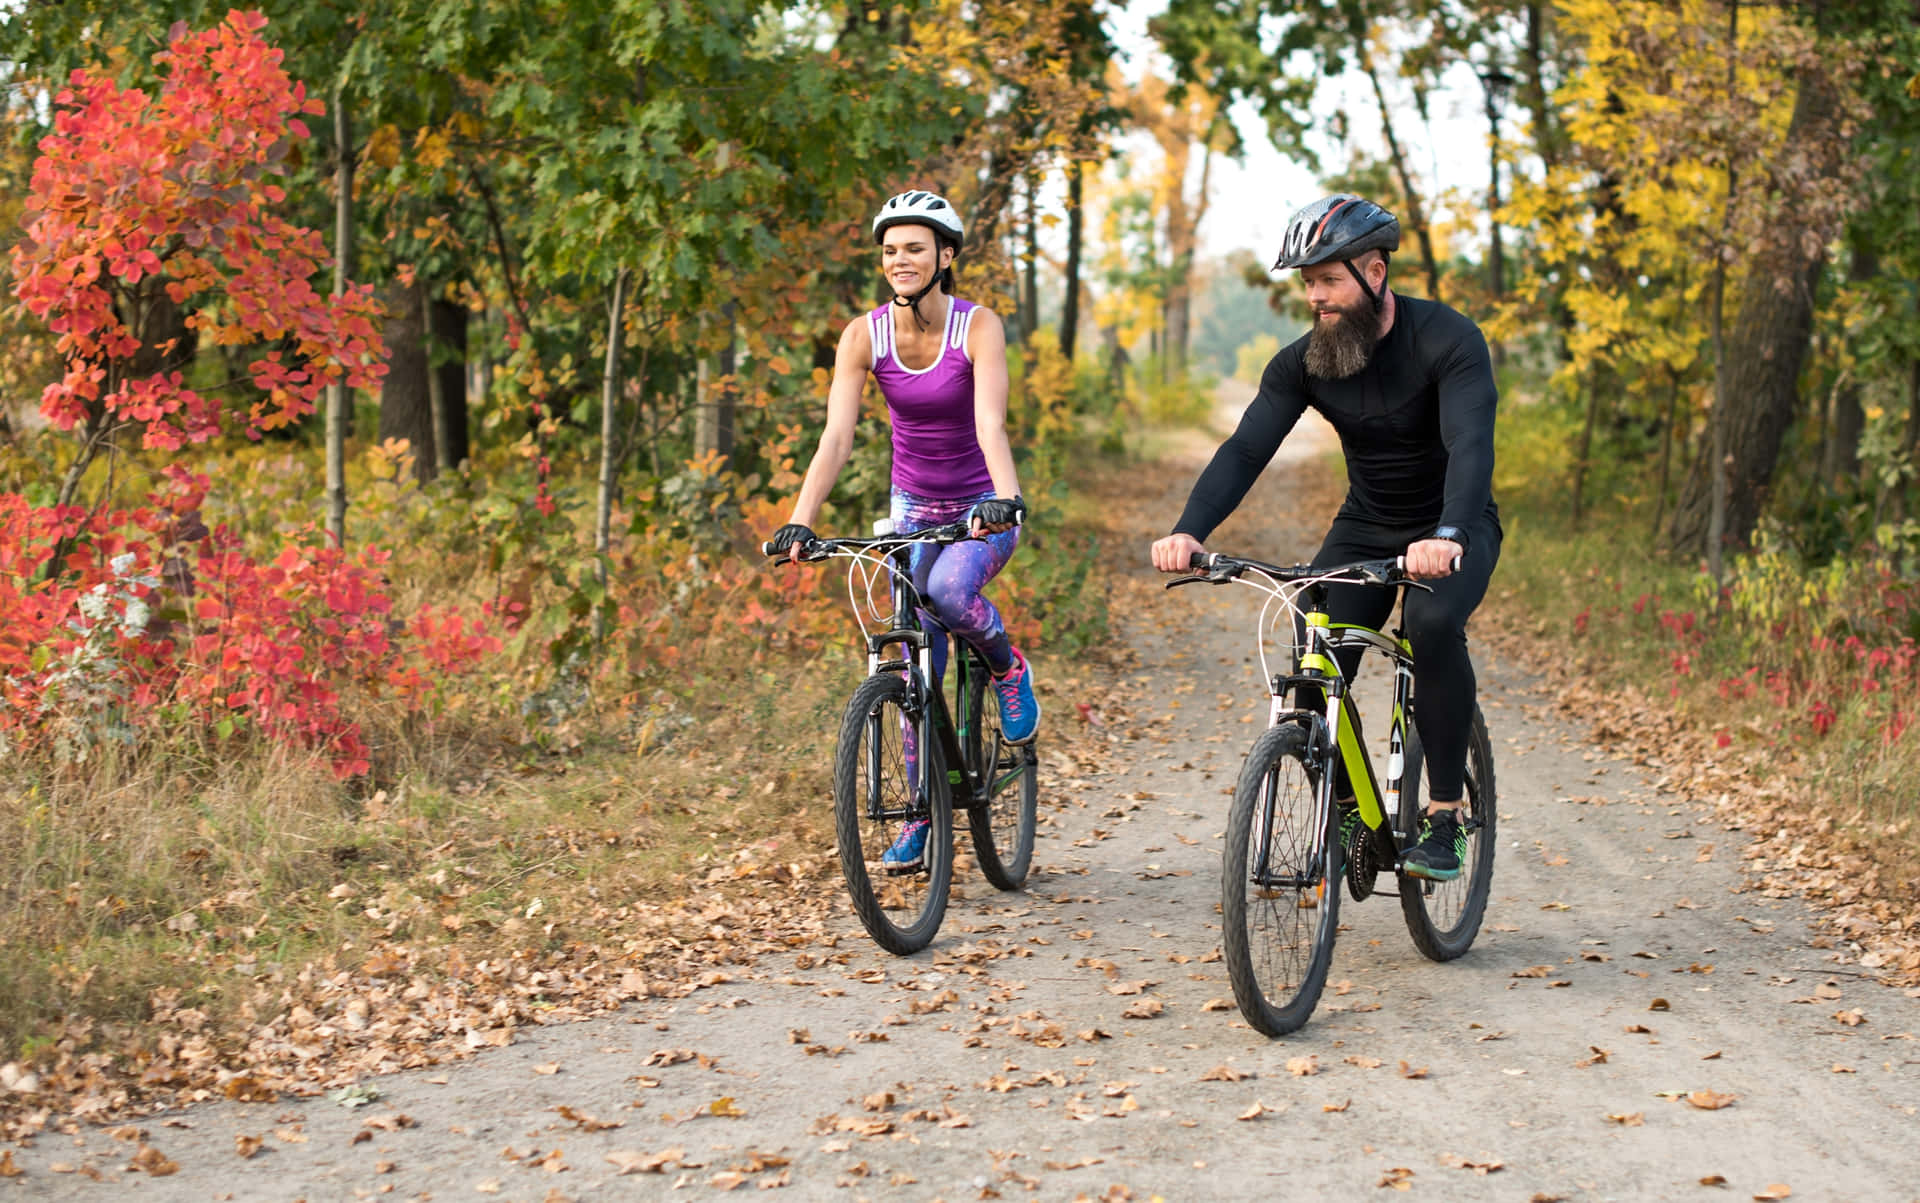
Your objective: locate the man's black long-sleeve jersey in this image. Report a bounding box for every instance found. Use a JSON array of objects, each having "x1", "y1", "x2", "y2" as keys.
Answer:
[{"x1": 1173, "y1": 294, "x2": 1500, "y2": 543}]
